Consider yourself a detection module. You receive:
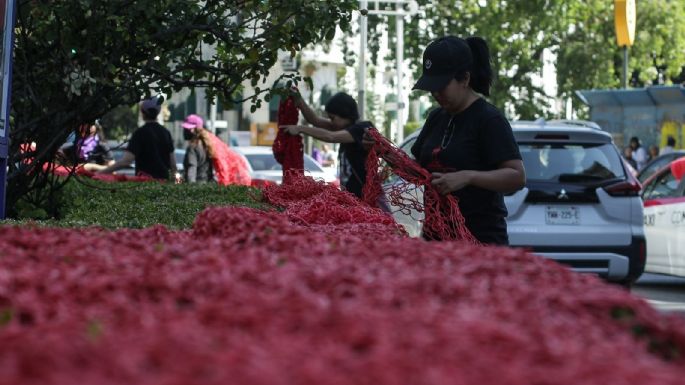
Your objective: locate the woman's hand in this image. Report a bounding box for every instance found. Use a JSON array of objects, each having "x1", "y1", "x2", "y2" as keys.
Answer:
[
  {"x1": 362, "y1": 128, "x2": 376, "y2": 150},
  {"x1": 280, "y1": 125, "x2": 302, "y2": 135},
  {"x1": 431, "y1": 171, "x2": 473, "y2": 195}
]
